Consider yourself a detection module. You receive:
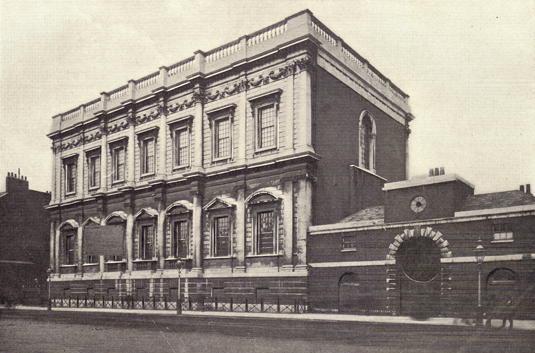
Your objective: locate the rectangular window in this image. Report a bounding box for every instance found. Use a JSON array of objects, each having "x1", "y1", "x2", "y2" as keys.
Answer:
[
  {"x1": 342, "y1": 235, "x2": 357, "y2": 250},
  {"x1": 65, "y1": 234, "x2": 75, "y2": 264},
  {"x1": 140, "y1": 138, "x2": 155, "y2": 175},
  {"x1": 214, "y1": 116, "x2": 231, "y2": 159},
  {"x1": 87, "y1": 254, "x2": 98, "y2": 264},
  {"x1": 173, "y1": 127, "x2": 189, "y2": 168},
  {"x1": 257, "y1": 211, "x2": 275, "y2": 255},
  {"x1": 88, "y1": 155, "x2": 100, "y2": 189},
  {"x1": 256, "y1": 104, "x2": 276, "y2": 150},
  {"x1": 172, "y1": 220, "x2": 188, "y2": 258},
  {"x1": 112, "y1": 146, "x2": 125, "y2": 182},
  {"x1": 65, "y1": 161, "x2": 77, "y2": 195},
  {"x1": 213, "y1": 216, "x2": 230, "y2": 257},
  {"x1": 493, "y1": 224, "x2": 513, "y2": 241},
  {"x1": 140, "y1": 225, "x2": 154, "y2": 260}
]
